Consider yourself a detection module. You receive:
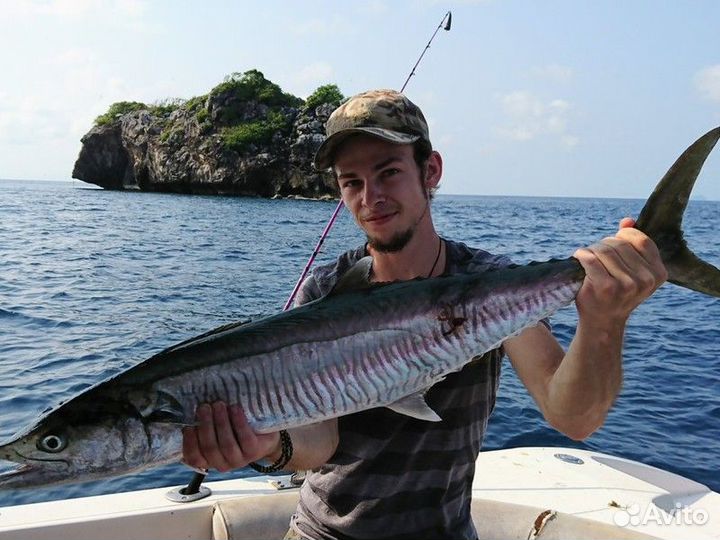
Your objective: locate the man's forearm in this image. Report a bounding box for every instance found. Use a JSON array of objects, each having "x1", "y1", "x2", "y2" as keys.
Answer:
[
  {"x1": 265, "y1": 419, "x2": 339, "y2": 471},
  {"x1": 544, "y1": 318, "x2": 625, "y2": 439}
]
